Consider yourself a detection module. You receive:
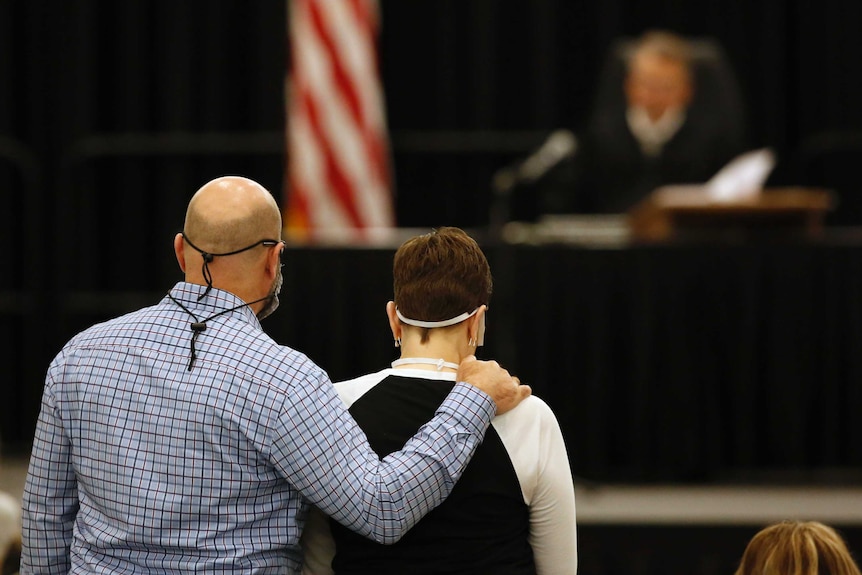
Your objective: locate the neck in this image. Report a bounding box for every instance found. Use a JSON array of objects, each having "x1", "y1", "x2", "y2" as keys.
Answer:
[
  {"x1": 186, "y1": 278, "x2": 267, "y2": 313},
  {"x1": 395, "y1": 342, "x2": 462, "y2": 372},
  {"x1": 392, "y1": 357, "x2": 459, "y2": 372}
]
